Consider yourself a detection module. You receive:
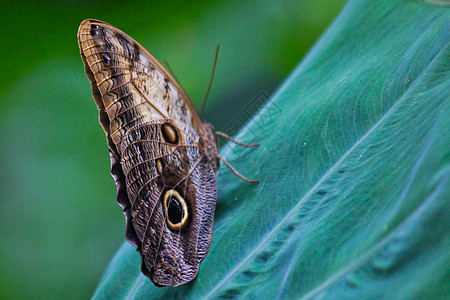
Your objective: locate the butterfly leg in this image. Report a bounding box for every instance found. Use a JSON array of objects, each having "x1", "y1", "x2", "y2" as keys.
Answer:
[
  {"x1": 217, "y1": 154, "x2": 259, "y2": 183},
  {"x1": 215, "y1": 131, "x2": 259, "y2": 148}
]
